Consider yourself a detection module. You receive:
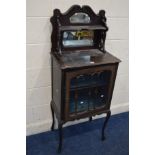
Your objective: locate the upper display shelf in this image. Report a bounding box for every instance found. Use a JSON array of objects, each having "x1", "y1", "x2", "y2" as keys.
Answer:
[
  {"x1": 50, "y1": 5, "x2": 109, "y2": 53},
  {"x1": 60, "y1": 25, "x2": 107, "y2": 31}
]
